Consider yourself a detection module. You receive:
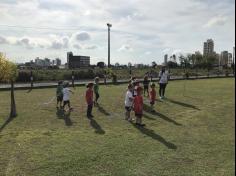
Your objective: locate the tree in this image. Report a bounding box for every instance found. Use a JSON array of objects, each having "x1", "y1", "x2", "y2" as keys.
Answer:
[
  {"x1": 0, "y1": 53, "x2": 17, "y2": 117},
  {"x1": 151, "y1": 61, "x2": 157, "y2": 68},
  {"x1": 97, "y1": 62, "x2": 105, "y2": 68}
]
